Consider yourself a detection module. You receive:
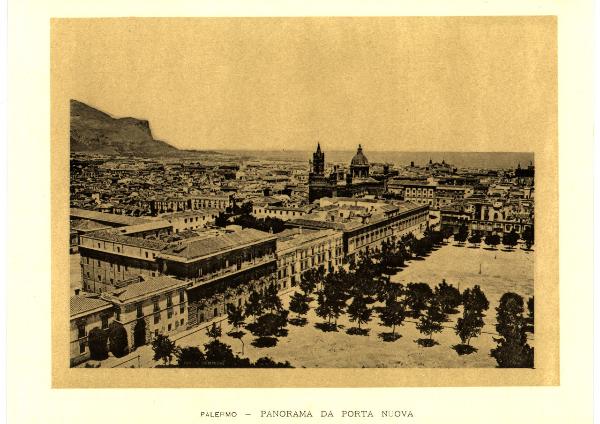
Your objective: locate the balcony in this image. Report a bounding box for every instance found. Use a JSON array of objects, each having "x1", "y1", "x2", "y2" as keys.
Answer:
[{"x1": 187, "y1": 253, "x2": 276, "y2": 289}]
